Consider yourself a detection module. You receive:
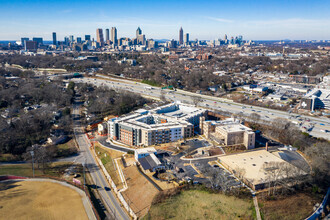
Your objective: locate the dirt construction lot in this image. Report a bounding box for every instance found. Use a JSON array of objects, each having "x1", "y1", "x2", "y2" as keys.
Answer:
[
  {"x1": 0, "y1": 180, "x2": 89, "y2": 220},
  {"x1": 122, "y1": 165, "x2": 159, "y2": 218}
]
